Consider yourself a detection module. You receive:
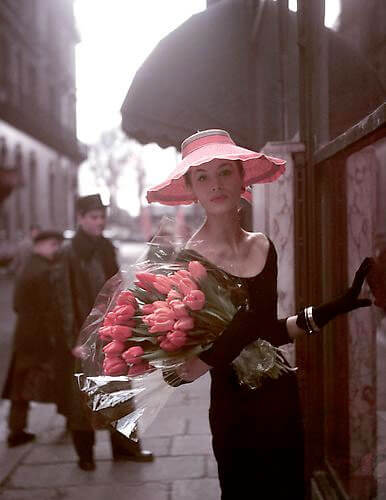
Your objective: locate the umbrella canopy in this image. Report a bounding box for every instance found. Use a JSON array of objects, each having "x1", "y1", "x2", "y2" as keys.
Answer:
[{"x1": 121, "y1": 0, "x2": 385, "y2": 151}]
